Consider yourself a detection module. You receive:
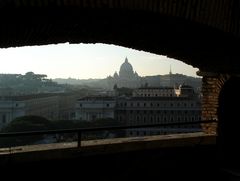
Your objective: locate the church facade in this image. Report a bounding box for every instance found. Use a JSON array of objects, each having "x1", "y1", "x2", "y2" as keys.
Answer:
[
  {"x1": 107, "y1": 57, "x2": 143, "y2": 89},
  {"x1": 105, "y1": 57, "x2": 201, "y2": 92}
]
